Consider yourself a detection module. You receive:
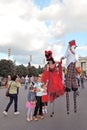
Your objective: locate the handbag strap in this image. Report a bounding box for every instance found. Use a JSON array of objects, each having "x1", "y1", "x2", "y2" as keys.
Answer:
[{"x1": 8, "y1": 81, "x2": 13, "y2": 91}]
